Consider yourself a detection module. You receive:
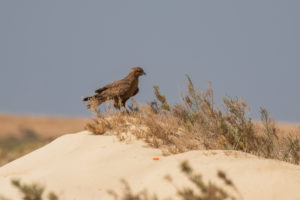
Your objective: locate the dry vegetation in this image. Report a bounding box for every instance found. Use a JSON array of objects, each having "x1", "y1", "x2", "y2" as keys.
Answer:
[
  {"x1": 109, "y1": 161, "x2": 241, "y2": 200},
  {"x1": 0, "y1": 179, "x2": 59, "y2": 200},
  {"x1": 1, "y1": 161, "x2": 239, "y2": 200},
  {"x1": 86, "y1": 76, "x2": 300, "y2": 165}
]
